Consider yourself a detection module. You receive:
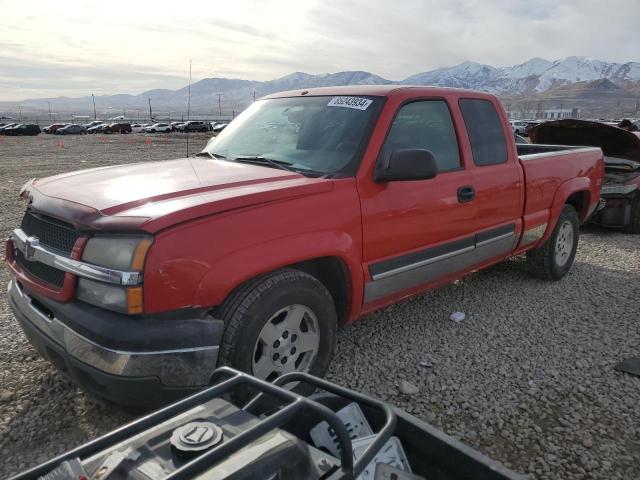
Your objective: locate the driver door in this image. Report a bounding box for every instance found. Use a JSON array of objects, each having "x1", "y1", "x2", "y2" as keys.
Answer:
[{"x1": 358, "y1": 99, "x2": 479, "y2": 305}]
